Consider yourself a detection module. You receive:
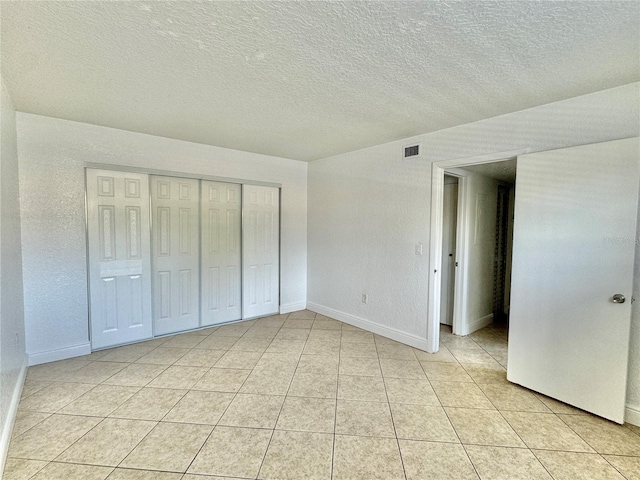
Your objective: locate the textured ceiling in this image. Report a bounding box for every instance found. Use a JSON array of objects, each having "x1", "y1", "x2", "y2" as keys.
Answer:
[{"x1": 1, "y1": 1, "x2": 638, "y2": 161}]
